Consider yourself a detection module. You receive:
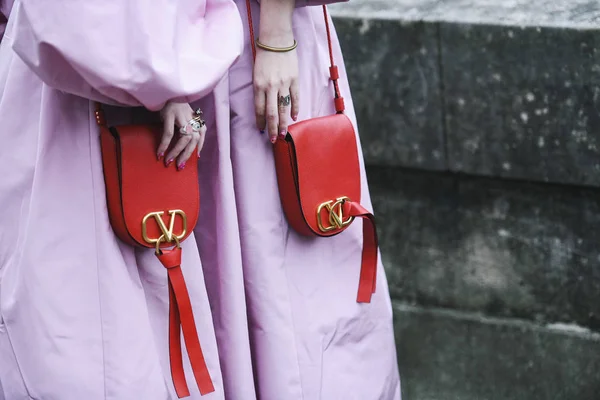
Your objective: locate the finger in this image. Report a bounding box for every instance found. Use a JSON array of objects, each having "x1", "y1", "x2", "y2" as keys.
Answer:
[
  {"x1": 158, "y1": 112, "x2": 175, "y2": 159},
  {"x1": 254, "y1": 87, "x2": 267, "y2": 132},
  {"x1": 177, "y1": 131, "x2": 200, "y2": 170},
  {"x1": 290, "y1": 79, "x2": 300, "y2": 121},
  {"x1": 165, "y1": 113, "x2": 193, "y2": 166},
  {"x1": 197, "y1": 125, "x2": 207, "y2": 157},
  {"x1": 266, "y1": 89, "x2": 279, "y2": 143},
  {"x1": 166, "y1": 134, "x2": 192, "y2": 167},
  {"x1": 278, "y1": 91, "x2": 290, "y2": 138}
]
